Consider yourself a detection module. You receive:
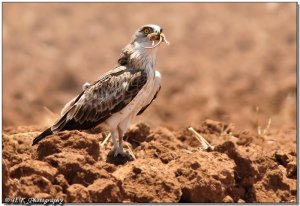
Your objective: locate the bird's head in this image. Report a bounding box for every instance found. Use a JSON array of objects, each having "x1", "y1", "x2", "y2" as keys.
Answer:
[
  {"x1": 118, "y1": 24, "x2": 169, "y2": 67},
  {"x1": 131, "y1": 24, "x2": 170, "y2": 50}
]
